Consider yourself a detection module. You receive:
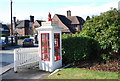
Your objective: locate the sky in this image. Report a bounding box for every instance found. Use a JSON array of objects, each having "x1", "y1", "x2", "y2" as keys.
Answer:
[{"x1": 0, "y1": 0, "x2": 119, "y2": 24}]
